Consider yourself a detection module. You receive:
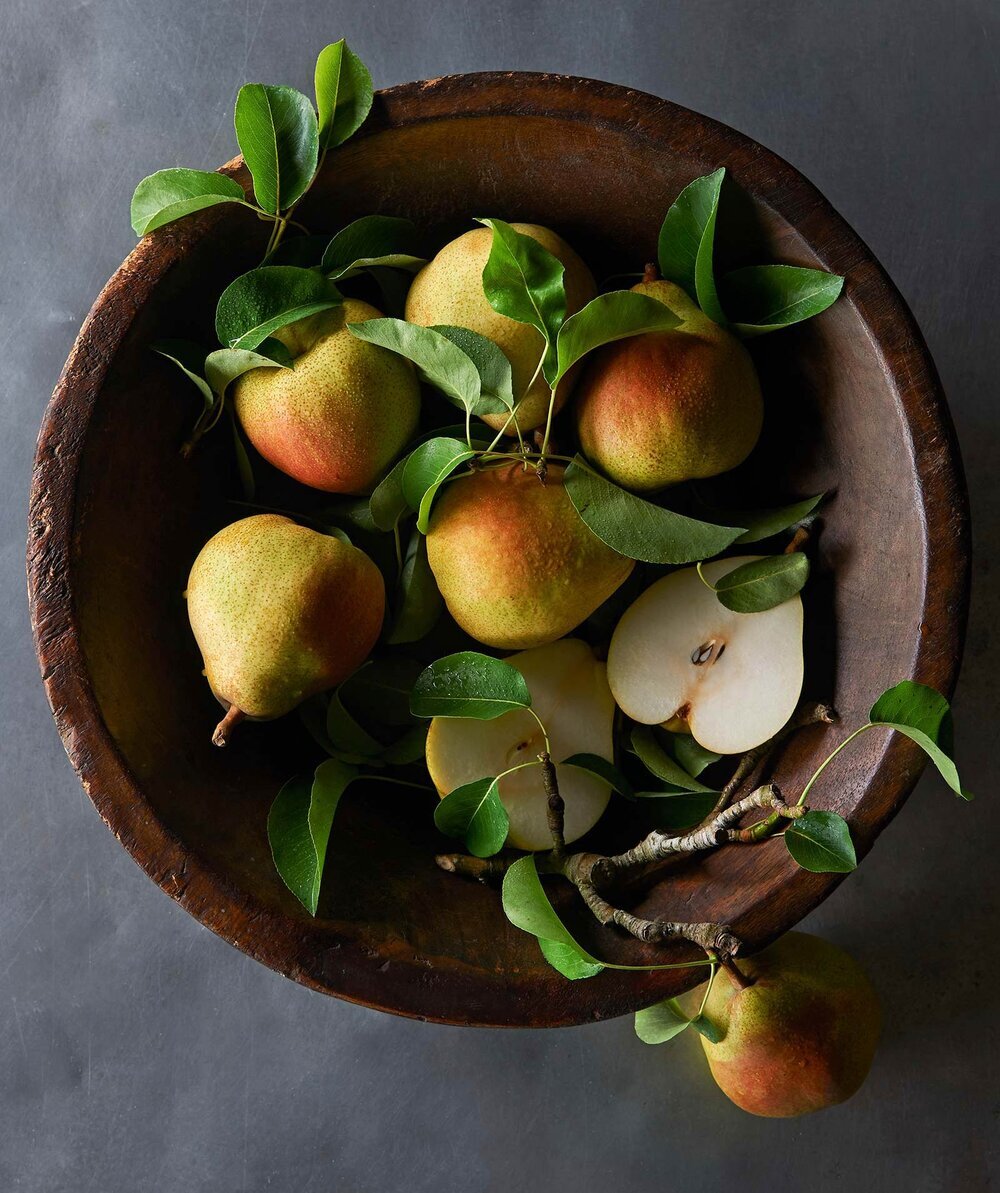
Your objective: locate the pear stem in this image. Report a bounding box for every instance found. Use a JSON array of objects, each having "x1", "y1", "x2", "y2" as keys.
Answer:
[
  {"x1": 642, "y1": 261, "x2": 659, "y2": 284},
  {"x1": 212, "y1": 704, "x2": 246, "y2": 748},
  {"x1": 720, "y1": 956, "x2": 755, "y2": 990}
]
